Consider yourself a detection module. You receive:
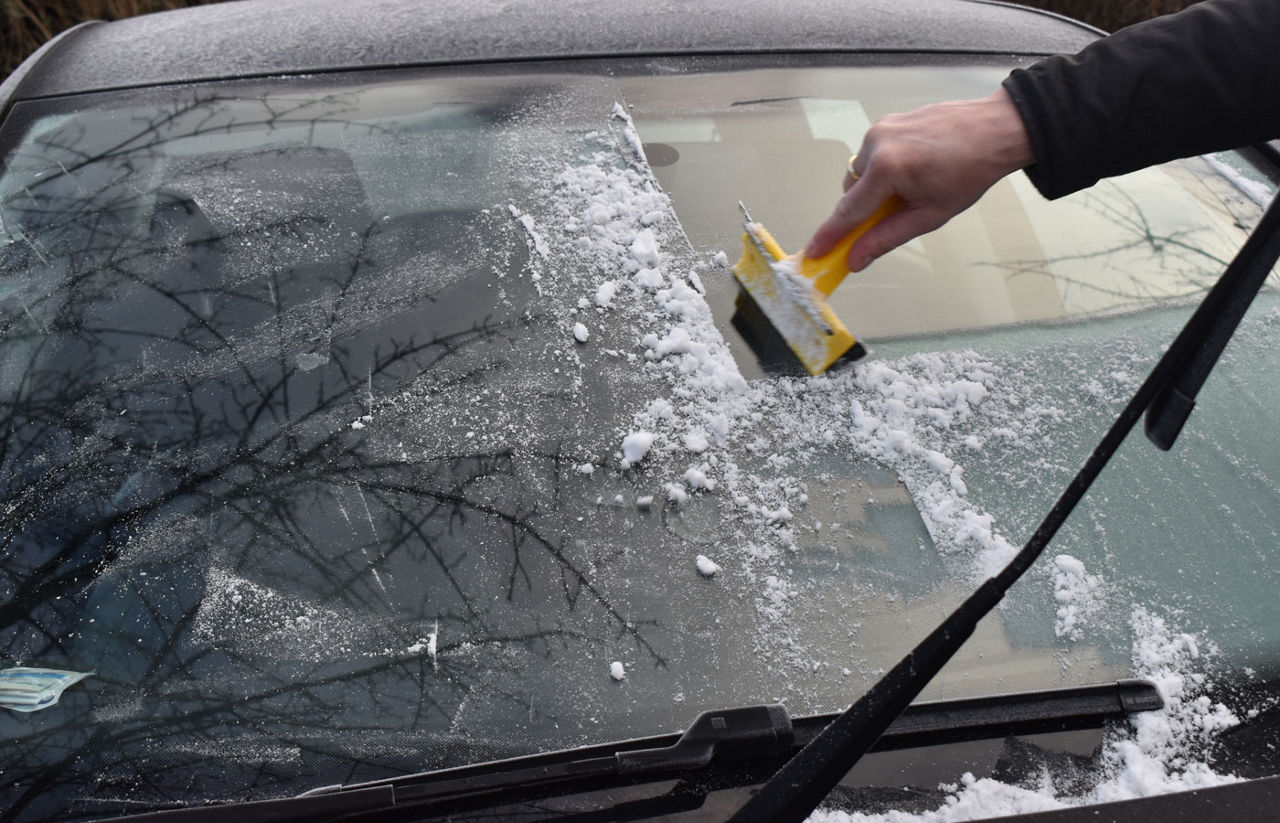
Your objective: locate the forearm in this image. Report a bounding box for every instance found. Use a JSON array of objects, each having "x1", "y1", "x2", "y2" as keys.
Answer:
[{"x1": 1004, "y1": 0, "x2": 1280, "y2": 200}]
